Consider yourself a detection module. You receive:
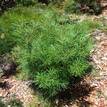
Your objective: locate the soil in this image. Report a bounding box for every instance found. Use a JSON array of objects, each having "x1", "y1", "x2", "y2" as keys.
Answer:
[{"x1": 0, "y1": 76, "x2": 40, "y2": 107}]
